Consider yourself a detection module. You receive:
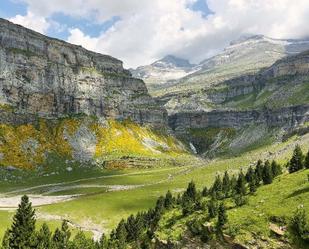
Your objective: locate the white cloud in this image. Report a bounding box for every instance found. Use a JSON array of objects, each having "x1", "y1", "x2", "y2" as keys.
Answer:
[
  {"x1": 9, "y1": 11, "x2": 50, "y2": 33},
  {"x1": 9, "y1": 0, "x2": 309, "y2": 67}
]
